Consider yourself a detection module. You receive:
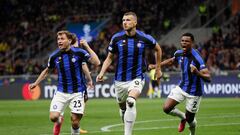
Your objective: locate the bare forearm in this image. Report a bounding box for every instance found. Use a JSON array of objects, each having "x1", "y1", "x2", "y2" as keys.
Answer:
[
  {"x1": 85, "y1": 46, "x2": 101, "y2": 66},
  {"x1": 82, "y1": 65, "x2": 92, "y2": 82},
  {"x1": 196, "y1": 70, "x2": 211, "y2": 82},
  {"x1": 34, "y1": 68, "x2": 49, "y2": 85},
  {"x1": 161, "y1": 58, "x2": 174, "y2": 67},
  {"x1": 155, "y1": 44, "x2": 162, "y2": 71},
  {"x1": 99, "y1": 57, "x2": 112, "y2": 75}
]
